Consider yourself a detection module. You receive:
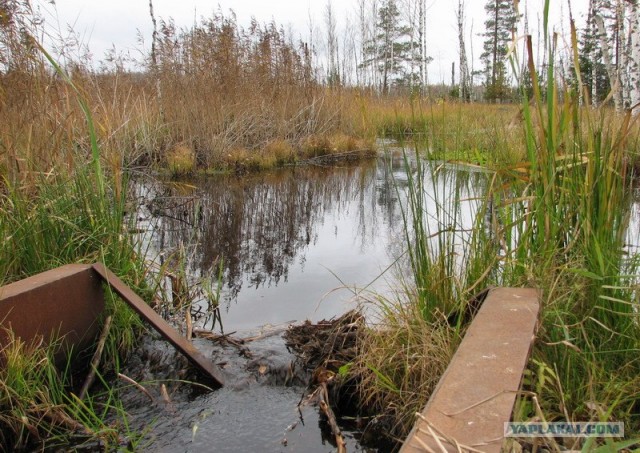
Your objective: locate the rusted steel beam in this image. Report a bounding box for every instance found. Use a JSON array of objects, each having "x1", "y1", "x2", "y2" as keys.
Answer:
[
  {"x1": 401, "y1": 287, "x2": 540, "y2": 453},
  {"x1": 92, "y1": 263, "x2": 224, "y2": 388},
  {"x1": 0, "y1": 264, "x2": 104, "y2": 366}
]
